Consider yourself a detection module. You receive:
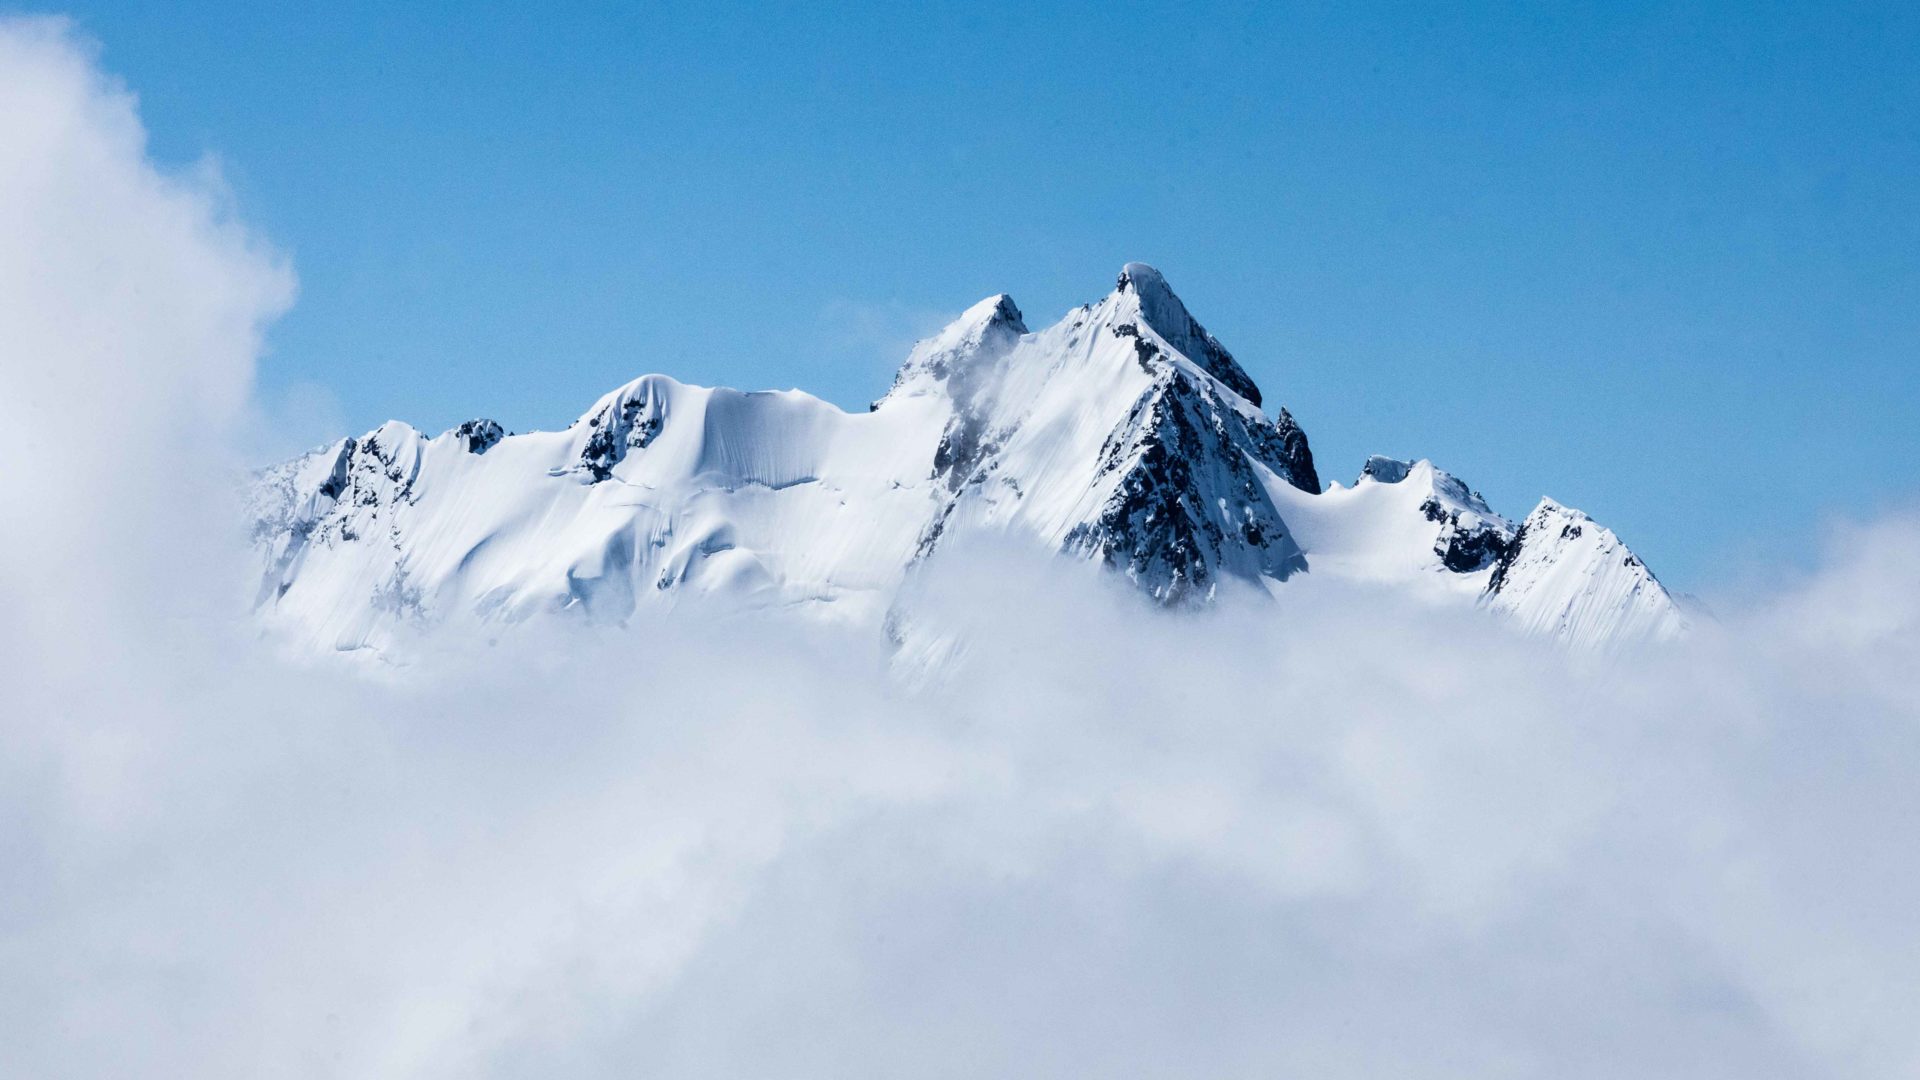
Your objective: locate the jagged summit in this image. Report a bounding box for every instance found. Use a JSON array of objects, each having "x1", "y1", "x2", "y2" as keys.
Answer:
[
  {"x1": 249, "y1": 263, "x2": 1682, "y2": 655},
  {"x1": 887, "y1": 263, "x2": 1322, "y2": 599},
  {"x1": 1110, "y1": 262, "x2": 1264, "y2": 407}
]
